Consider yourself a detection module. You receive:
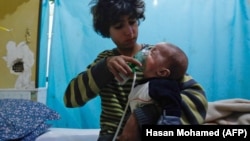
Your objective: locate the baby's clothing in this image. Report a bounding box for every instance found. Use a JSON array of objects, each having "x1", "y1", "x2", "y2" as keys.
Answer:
[{"x1": 128, "y1": 78, "x2": 182, "y2": 125}]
